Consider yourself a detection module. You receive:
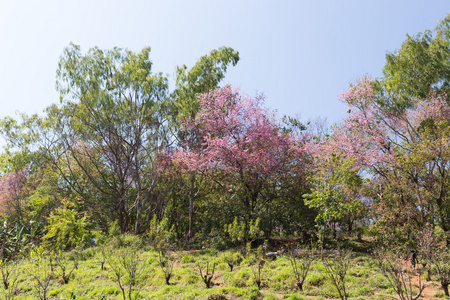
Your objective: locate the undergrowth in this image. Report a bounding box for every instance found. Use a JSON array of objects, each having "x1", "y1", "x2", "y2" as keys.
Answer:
[{"x1": 0, "y1": 235, "x2": 447, "y2": 299}]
